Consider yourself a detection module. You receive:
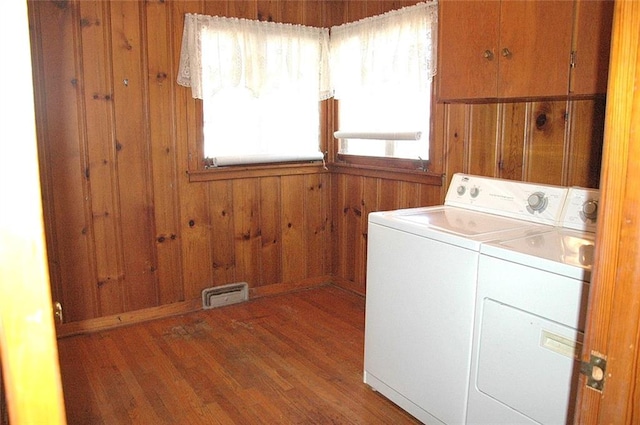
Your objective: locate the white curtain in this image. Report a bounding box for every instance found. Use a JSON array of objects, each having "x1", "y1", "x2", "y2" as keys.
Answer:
[
  {"x1": 177, "y1": 14, "x2": 332, "y2": 101},
  {"x1": 330, "y1": 2, "x2": 438, "y2": 99}
]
